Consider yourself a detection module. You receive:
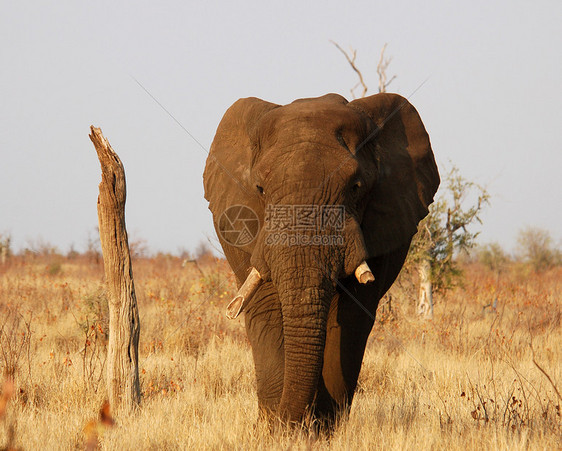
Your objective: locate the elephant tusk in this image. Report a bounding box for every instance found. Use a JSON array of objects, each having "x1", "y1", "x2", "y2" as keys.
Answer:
[
  {"x1": 226, "y1": 267, "x2": 262, "y2": 319},
  {"x1": 355, "y1": 261, "x2": 375, "y2": 284}
]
